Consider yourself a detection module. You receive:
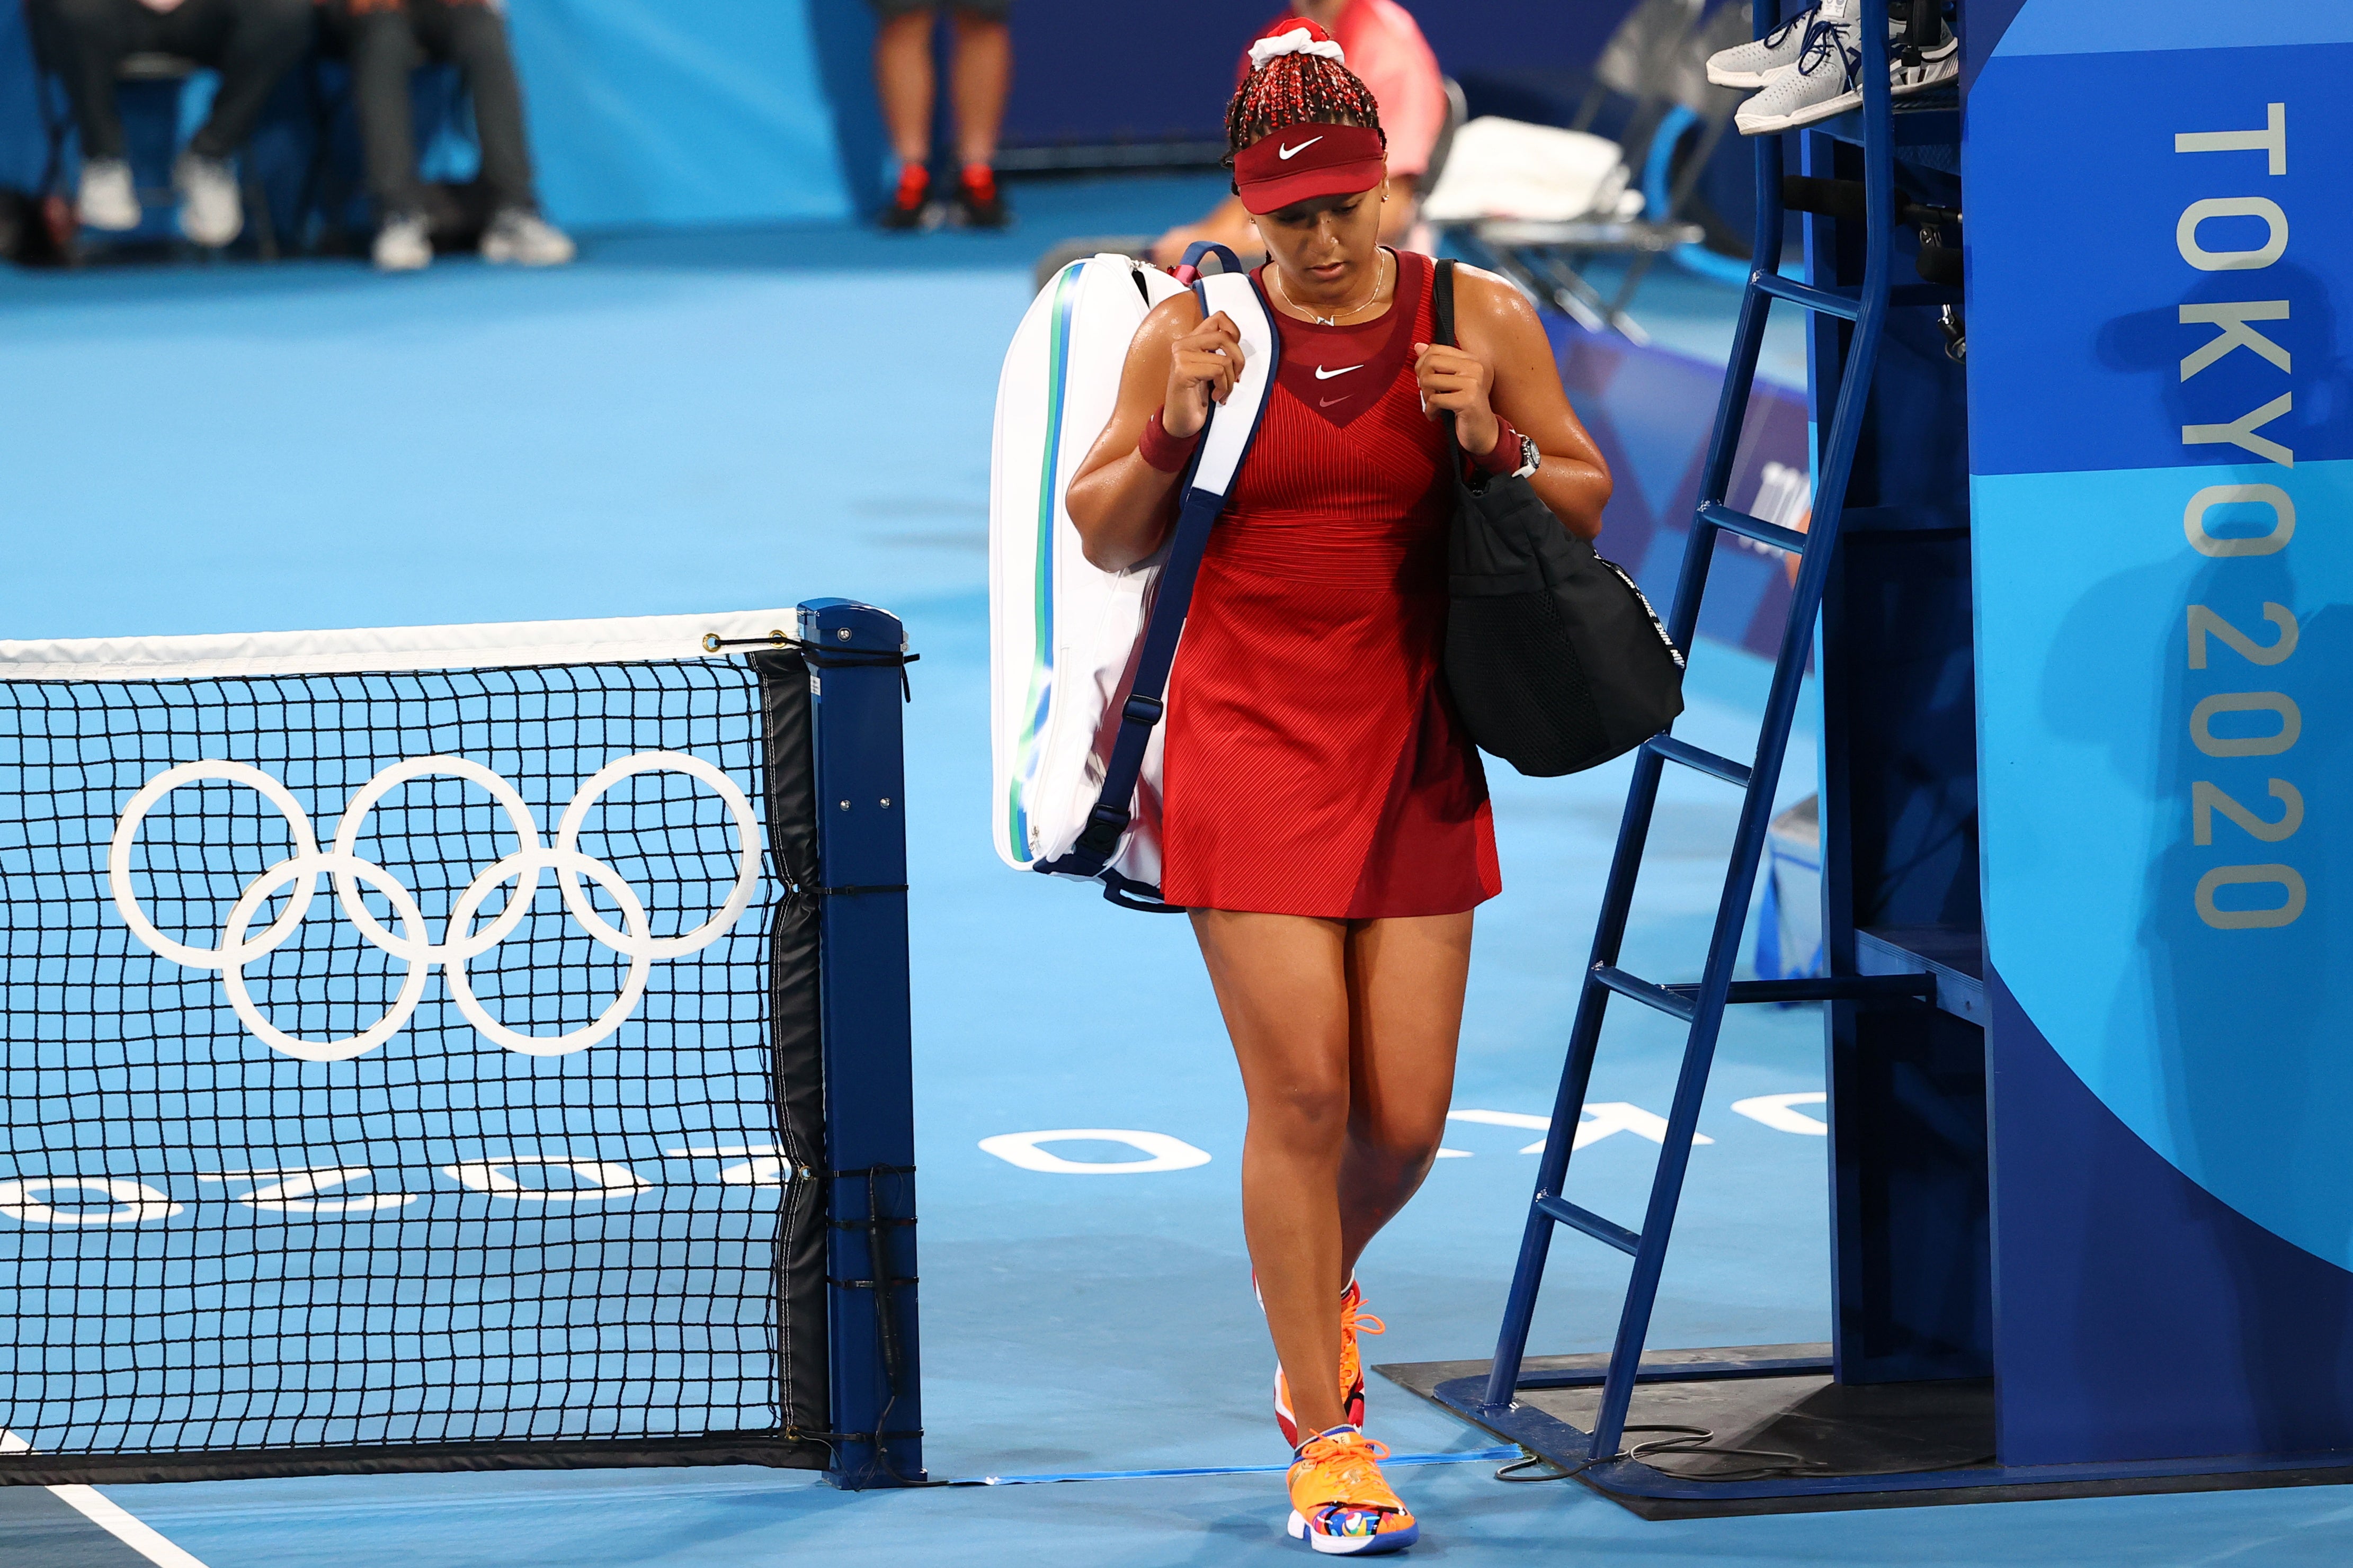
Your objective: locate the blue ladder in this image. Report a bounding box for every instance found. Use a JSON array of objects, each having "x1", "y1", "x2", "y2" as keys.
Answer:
[{"x1": 1477, "y1": 0, "x2": 1959, "y2": 1459}]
